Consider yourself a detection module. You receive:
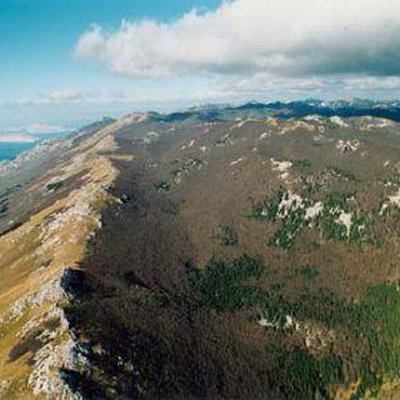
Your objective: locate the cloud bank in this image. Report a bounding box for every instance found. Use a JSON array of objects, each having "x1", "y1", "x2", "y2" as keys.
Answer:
[
  {"x1": 0, "y1": 134, "x2": 38, "y2": 143},
  {"x1": 75, "y1": 0, "x2": 400, "y2": 79},
  {"x1": 0, "y1": 123, "x2": 72, "y2": 144}
]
